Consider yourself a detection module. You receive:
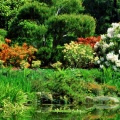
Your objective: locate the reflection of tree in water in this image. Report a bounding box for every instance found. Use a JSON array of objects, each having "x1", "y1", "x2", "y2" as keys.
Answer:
[
  {"x1": 33, "y1": 104, "x2": 120, "y2": 120},
  {"x1": 0, "y1": 104, "x2": 119, "y2": 120},
  {"x1": 83, "y1": 105, "x2": 120, "y2": 120}
]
